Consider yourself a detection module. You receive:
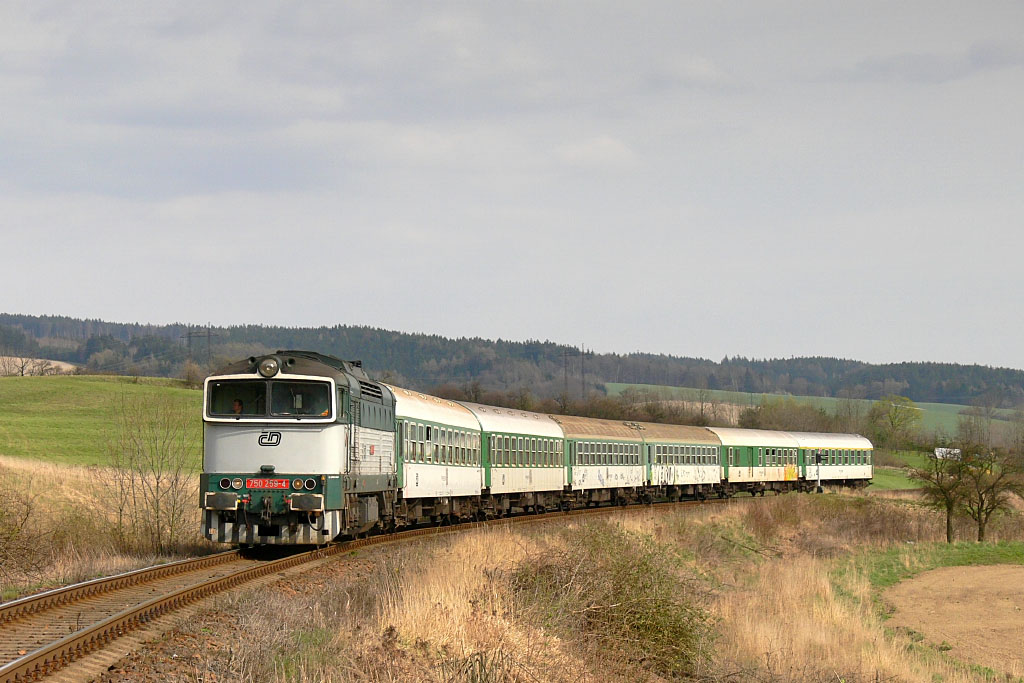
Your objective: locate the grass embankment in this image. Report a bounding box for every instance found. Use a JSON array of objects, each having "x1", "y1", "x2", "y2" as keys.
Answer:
[
  {"x1": 170, "y1": 492, "x2": 1024, "y2": 682},
  {"x1": 0, "y1": 374, "x2": 201, "y2": 466},
  {"x1": 0, "y1": 456, "x2": 211, "y2": 600}
]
